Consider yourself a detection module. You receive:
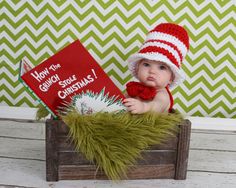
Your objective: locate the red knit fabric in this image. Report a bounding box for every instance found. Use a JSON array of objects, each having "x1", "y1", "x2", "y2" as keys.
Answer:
[
  {"x1": 126, "y1": 82, "x2": 174, "y2": 112},
  {"x1": 126, "y1": 81, "x2": 156, "y2": 100},
  {"x1": 146, "y1": 39, "x2": 183, "y2": 61},
  {"x1": 139, "y1": 46, "x2": 180, "y2": 68},
  {"x1": 127, "y1": 22, "x2": 190, "y2": 87},
  {"x1": 165, "y1": 86, "x2": 174, "y2": 113},
  {"x1": 150, "y1": 23, "x2": 189, "y2": 49}
]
